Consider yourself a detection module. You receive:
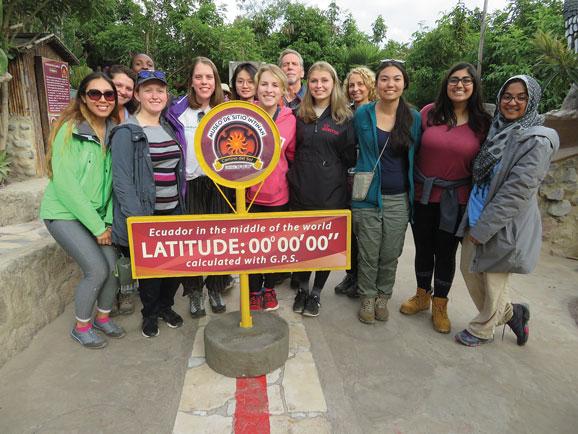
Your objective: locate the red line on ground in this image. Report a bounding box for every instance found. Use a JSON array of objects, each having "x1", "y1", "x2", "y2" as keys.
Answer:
[{"x1": 234, "y1": 376, "x2": 270, "y2": 434}]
